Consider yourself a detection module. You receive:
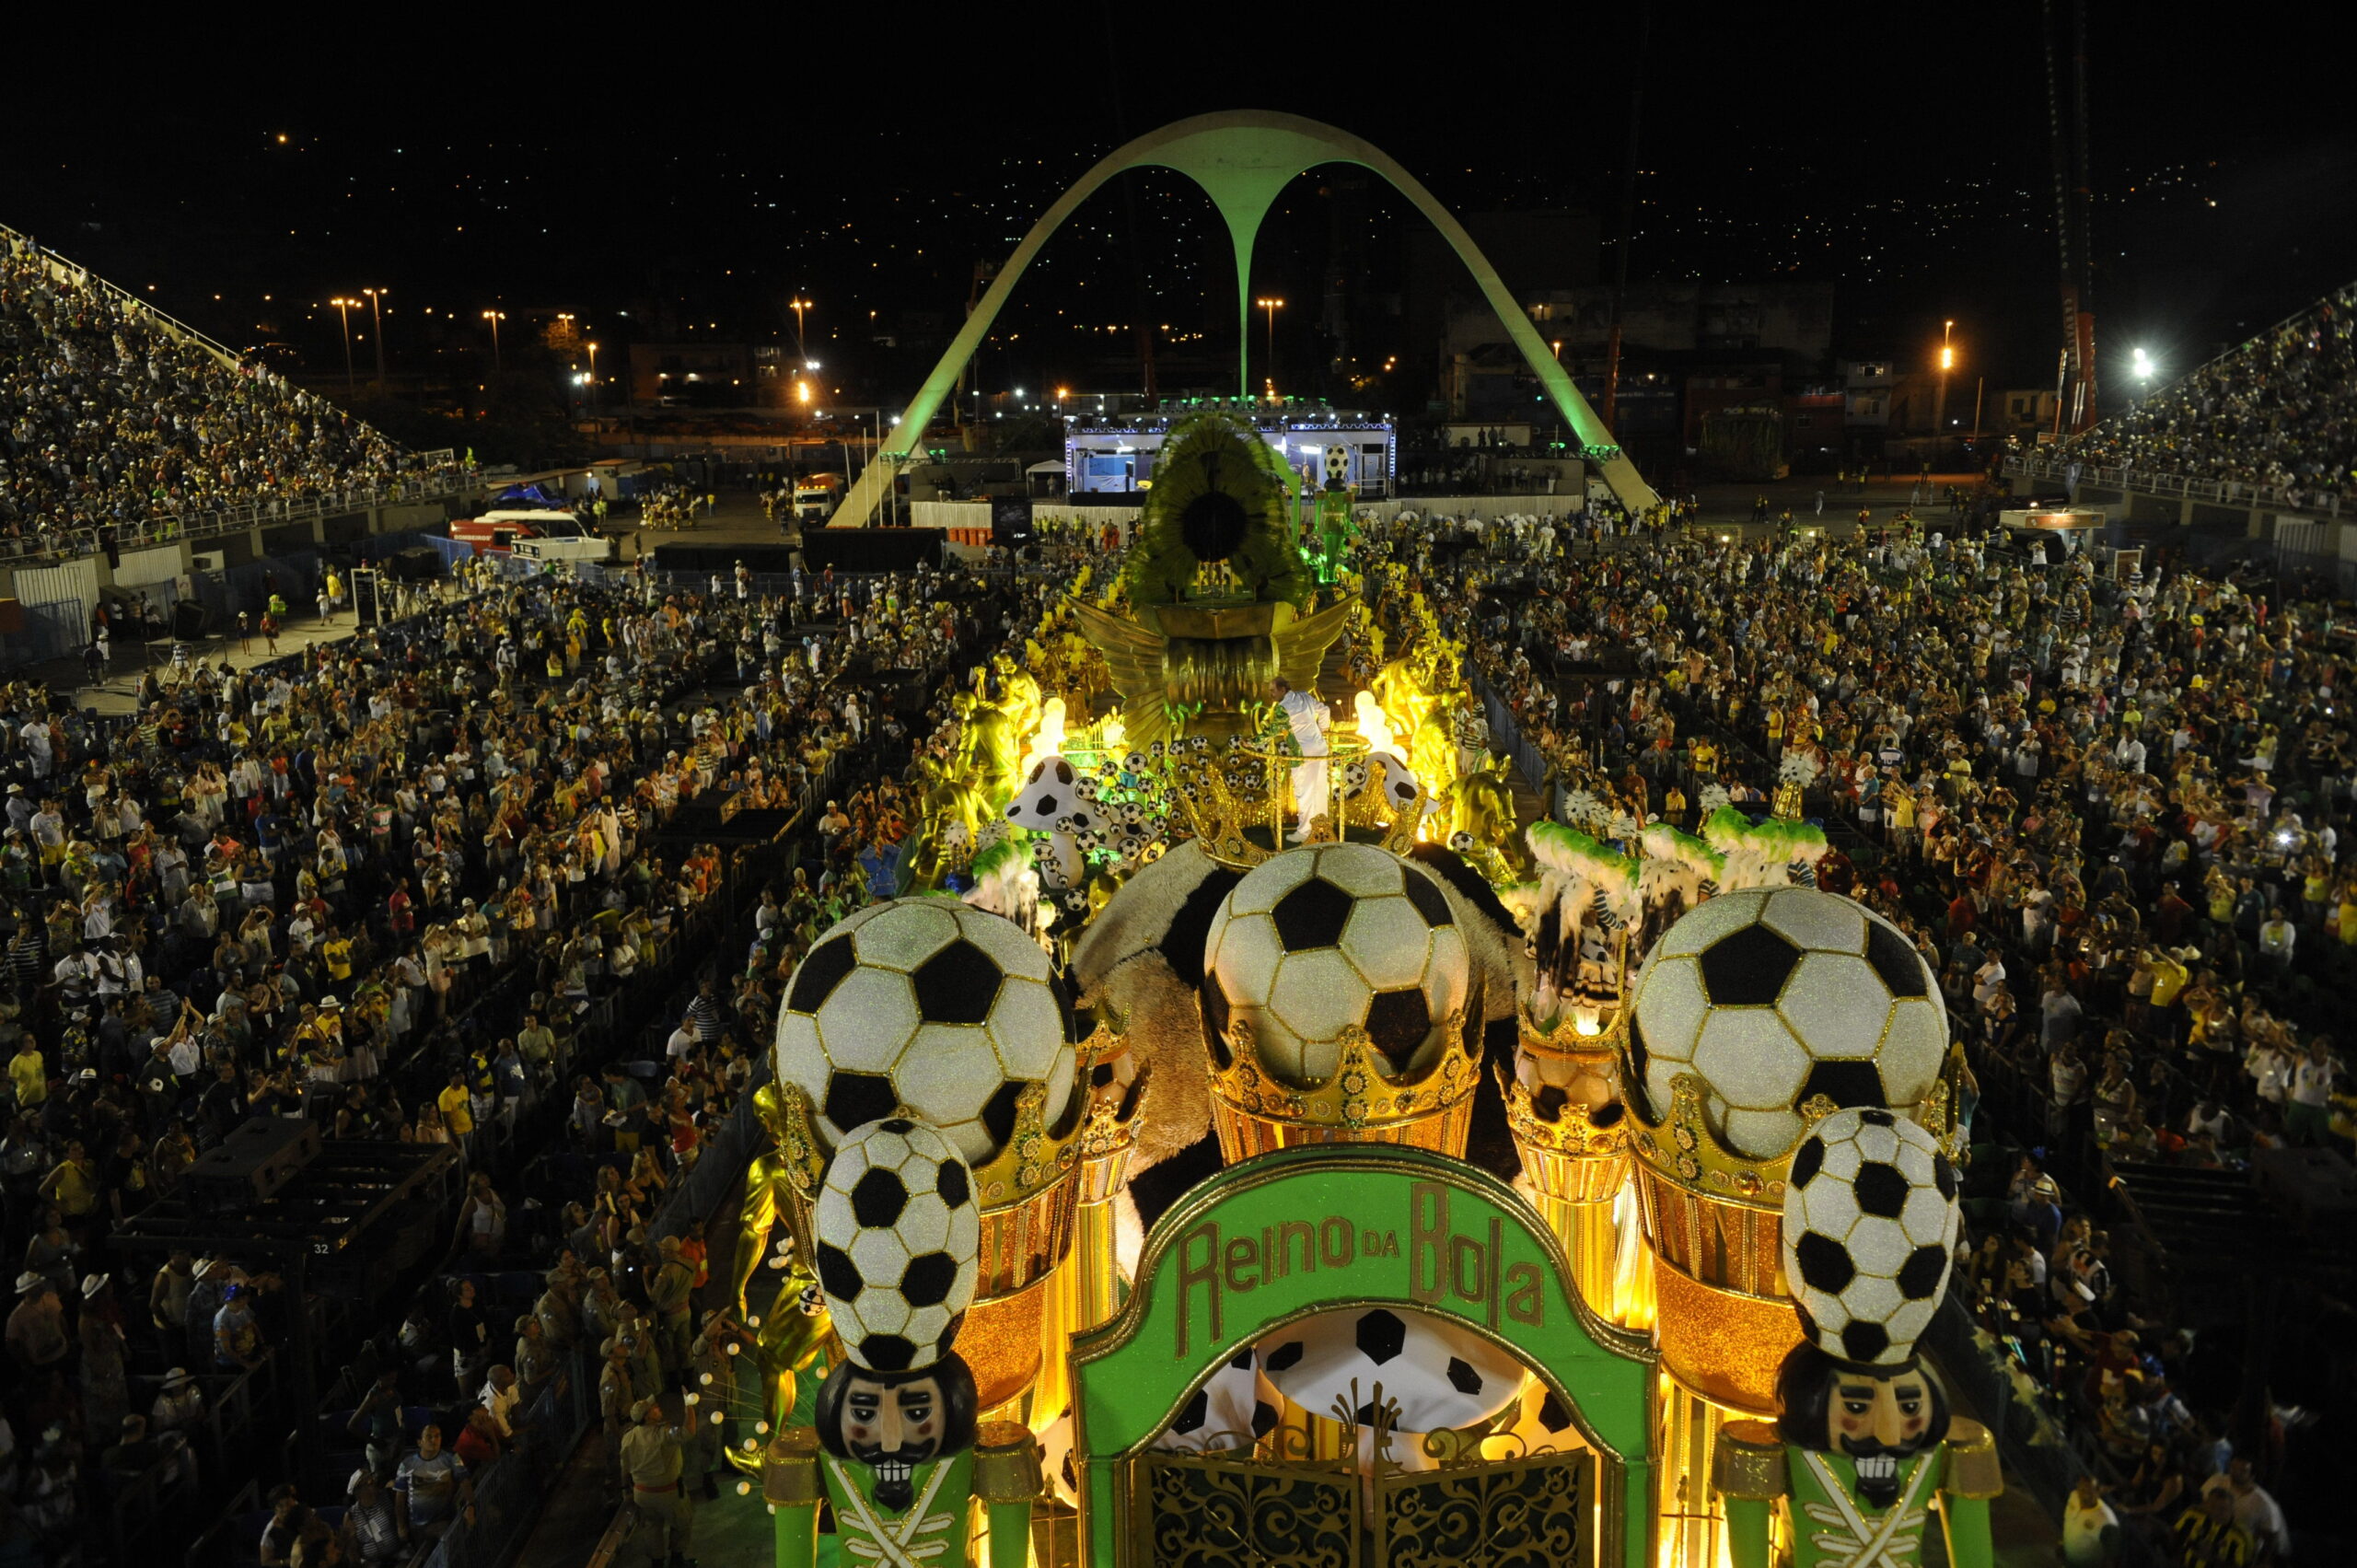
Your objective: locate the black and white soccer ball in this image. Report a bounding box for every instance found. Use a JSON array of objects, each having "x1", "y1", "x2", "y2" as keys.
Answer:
[
  {"x1": 1004, "y1": 758, "x2": 1102, "y2": 835},
  {"x1": 811, "y1": 1117, "x2": 981, "y2": 1373},
  {"x1": 1035, "y1": 1406, "x2": 1082, "y2": 1504},
  {"x1": 1202, "y1": 843, "x2": 1470, "y2": 1086},
  {"x1": 1500, "y1": 1373, "x2": 1586, "y2": 1455},
  {"x1": 1782, "y1": 1108, "x2": 1960, "y2": 1366},
  {"x1": 1258, "y1": 1307, "x2": 1521, "y2": 1433},
  {"x1": 775, "y1": 898, "x2": 1079, "y2": 1163},
  {"x1": 1626, "y1": 887, "x2": 1946, "y2": 1157},
  {"x1": 1323, "y1": 443, "x2": 1351, "y2": 485},
  {"x1": 1150, "y1": 1348, "x2": 1279, "y2": 1454}
]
